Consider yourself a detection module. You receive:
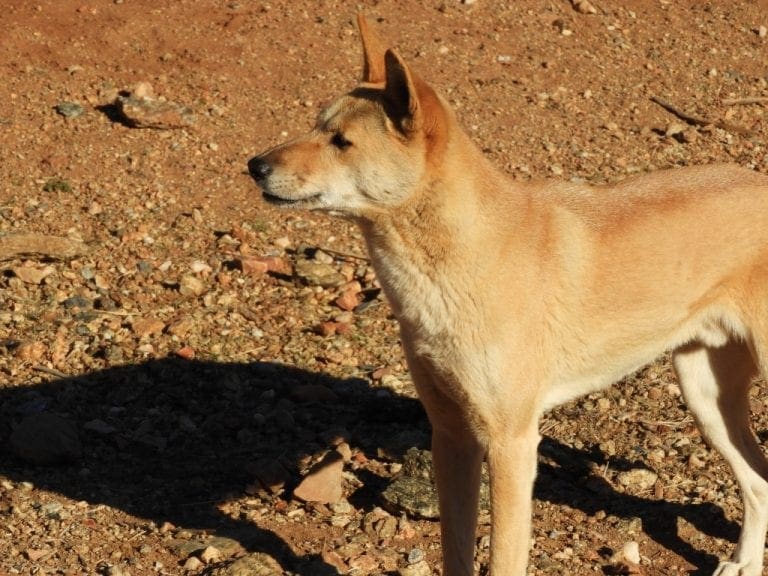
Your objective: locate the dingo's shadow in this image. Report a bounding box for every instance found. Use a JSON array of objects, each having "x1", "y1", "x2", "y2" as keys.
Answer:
[
  {"x1": 0, "y1": 359, "x2": 426, "y2": 575},
  {"x1": 0, "y1": 359, "x2": 738, "y2": 574},
  {"x1": 537, "y1": 438, "x2": 736, "y2": 575}
]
